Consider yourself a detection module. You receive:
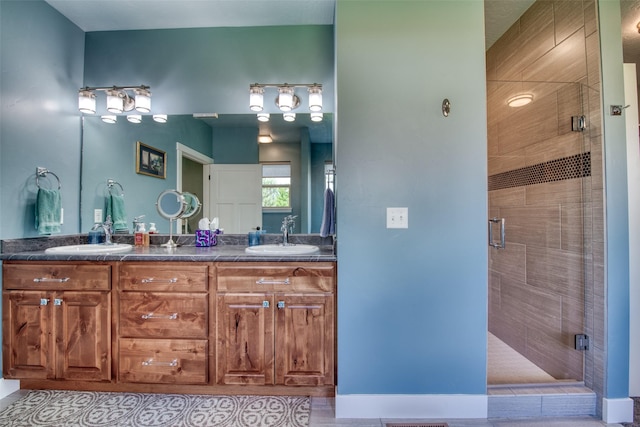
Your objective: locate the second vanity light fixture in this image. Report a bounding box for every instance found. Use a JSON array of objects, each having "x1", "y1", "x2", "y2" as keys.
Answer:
[
  {"x1": 78, "y1": 85, "x2": 166, "y2": 124},
  {"x1": 249, "y1": 83, "x2": 323, "y2": 122}
]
